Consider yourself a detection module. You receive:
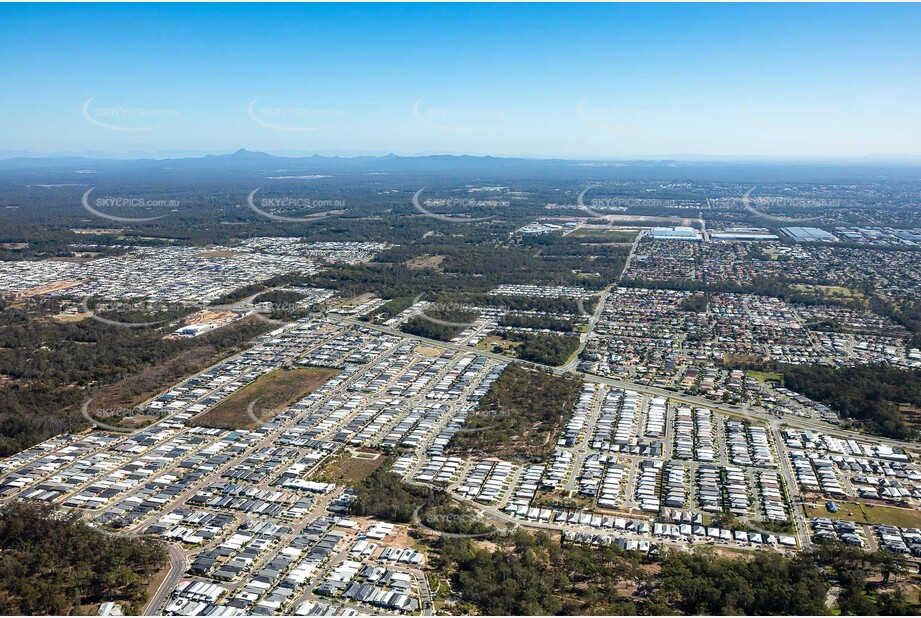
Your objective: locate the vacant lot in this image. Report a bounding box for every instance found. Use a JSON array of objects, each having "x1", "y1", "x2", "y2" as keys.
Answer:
[
  {"x1": 405, "y1": 254, "x2": 446, "y2": 270},
  {"x1": 191, "y1": 366, "x2": 339, "y2": 430},
  {"x1": 319, "y1": 449, "x2": 386, "y2": 483},
  {"x1": 475, "y1": 334, "x2": 518, "y2": 354},
  {"x1": 569, "y1": 228, "x2": 639, "y2": 243},
  {"x1": 809, "y1": 500, "x2": 921, "y2": 528},
  {"x1": 417, "y1": 345, "x2": 445, "y2": 357}
]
